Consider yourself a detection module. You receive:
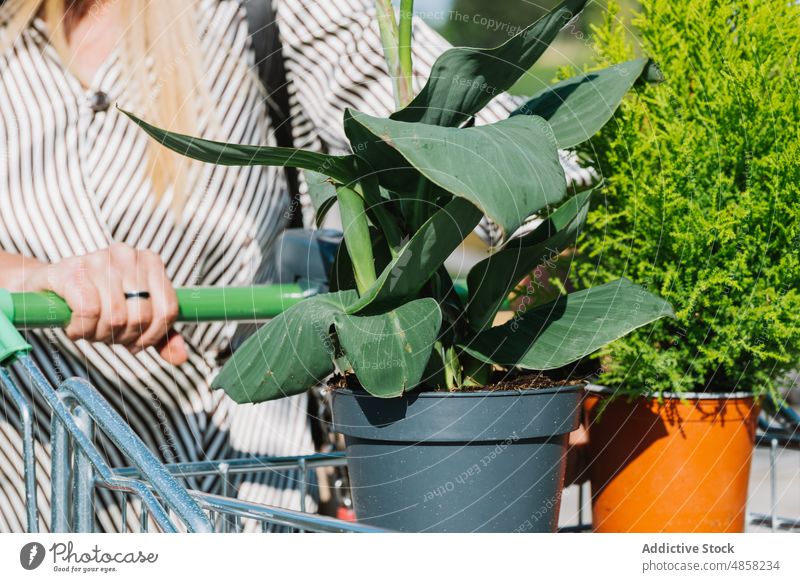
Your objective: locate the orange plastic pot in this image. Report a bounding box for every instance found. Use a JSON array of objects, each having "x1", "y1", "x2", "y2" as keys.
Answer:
[{"x1": 584, "y1": 389, "x2": 760, "y2": 533}]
